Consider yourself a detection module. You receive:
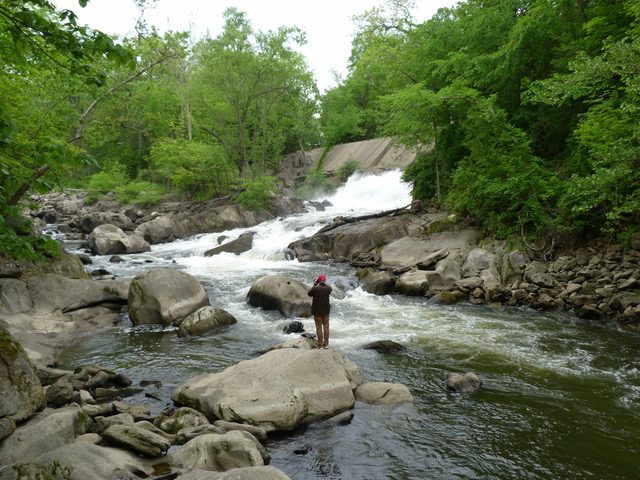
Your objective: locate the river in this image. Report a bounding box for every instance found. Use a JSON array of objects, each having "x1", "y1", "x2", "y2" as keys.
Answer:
[{"x1": 58, "y1": 170, "x2": 640, "y2": 480}]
